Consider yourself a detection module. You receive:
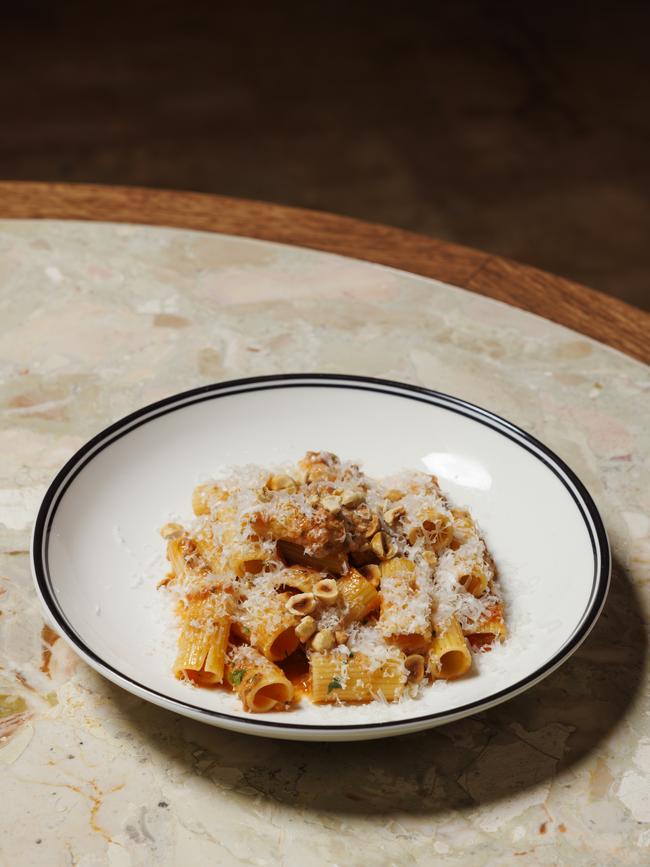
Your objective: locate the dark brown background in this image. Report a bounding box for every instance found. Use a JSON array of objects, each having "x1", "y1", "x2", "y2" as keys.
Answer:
[{"x1": 2, "y1": 0, "x2": 649, "y2": 310}]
